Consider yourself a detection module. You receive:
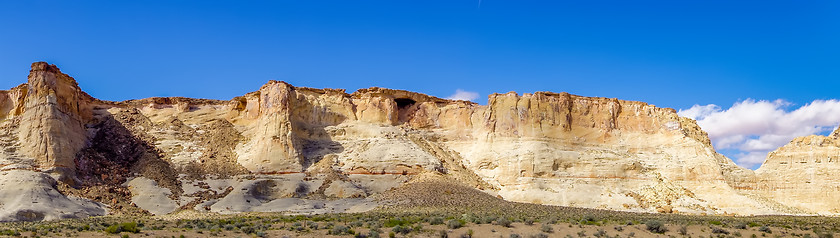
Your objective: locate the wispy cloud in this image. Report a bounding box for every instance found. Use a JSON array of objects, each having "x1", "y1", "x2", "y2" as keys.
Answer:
[
  {"x1": 678, "y1": 99, "x2": 840, "y2": 168},
  {"x1": 447, "y1": 89, "x2": 479, "y2": 101}
]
